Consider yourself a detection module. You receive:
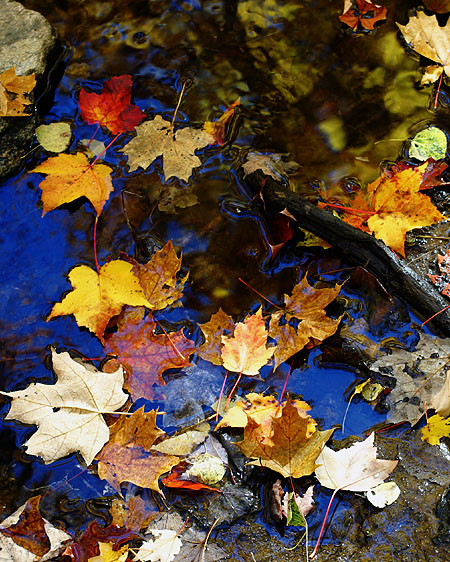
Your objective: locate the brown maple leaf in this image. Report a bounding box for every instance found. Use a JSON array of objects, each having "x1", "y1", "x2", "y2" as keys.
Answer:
[
  {"x1": 33, "y1": 152, "x2": 114, "y2": 216},
  {"x1": 340, "y1": 0, "x2": 387, "y2": 31},
  {"x1": 110, "y1": 497, "x2": 158, "y2": 532},
  {"x1": 198, "y1": 308, "x2": 234, "y2": 366},
  {"x1": 105, "y1": 307, "x2": 196, "y2": 401},
  {"x1": 236, "y1": 397, "x2": 334, "y2": 478},
  {"x1": 130, "y1": 241, "x2": 188, "y2": 310},
  {"x1": 0, "y1": 66, "x2": 36, "y2": 116},
  {"x1": 269, "y1": 276, "x2": 343, "y2": 369},
  {"x1": 96, "y1": 408, "x2": 179, "y2": 495}
]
